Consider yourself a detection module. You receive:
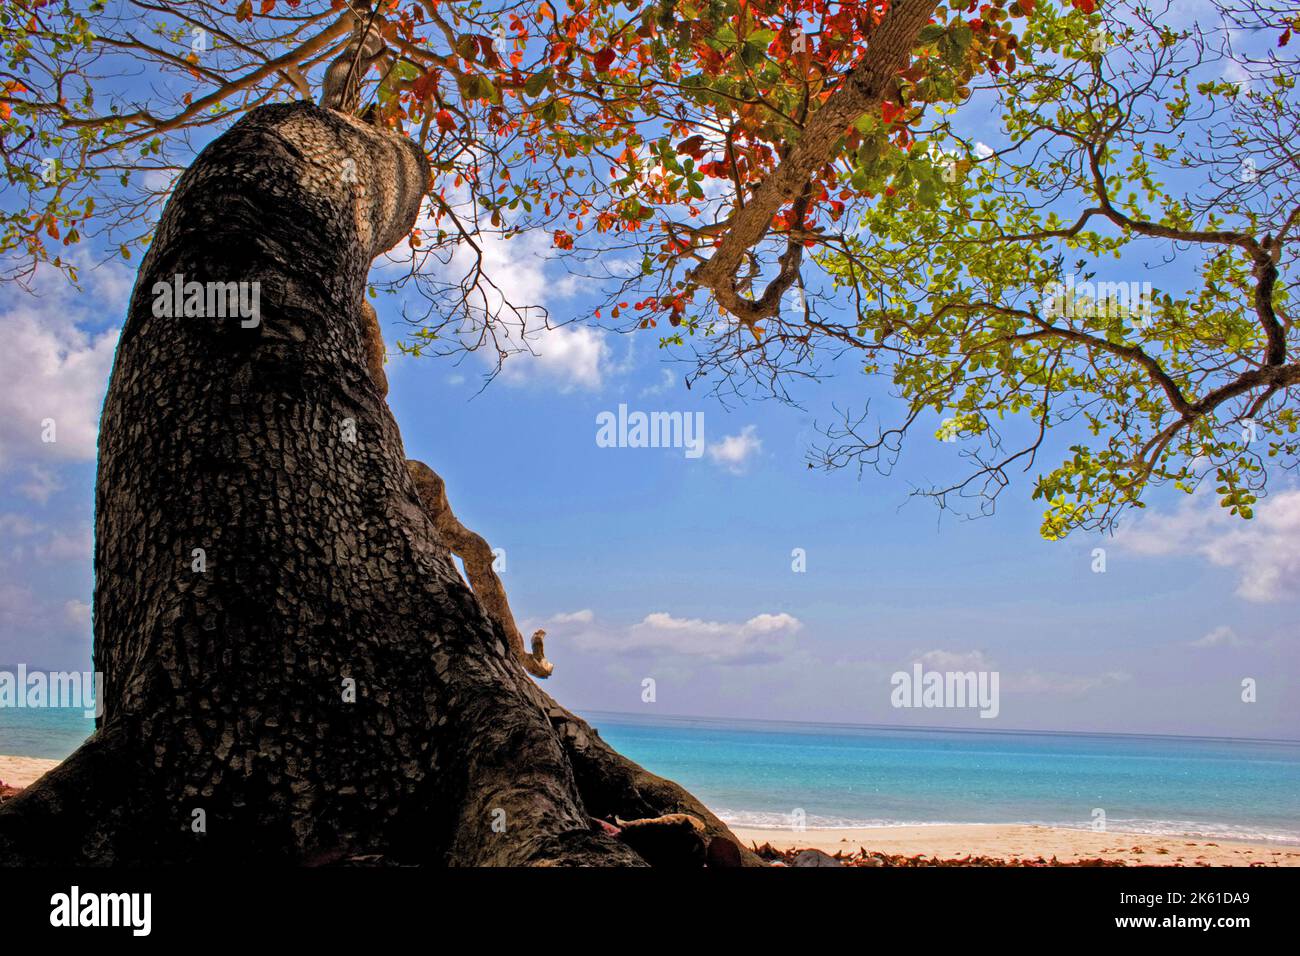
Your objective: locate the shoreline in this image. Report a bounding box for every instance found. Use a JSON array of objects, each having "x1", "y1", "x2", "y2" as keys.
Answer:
[
  {"x1": 4, "y1": 755, "x2": 1295, "y2": 866},
  {"x1": 729, "y1": 824, "x2": 1300, "y2": 866}
]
